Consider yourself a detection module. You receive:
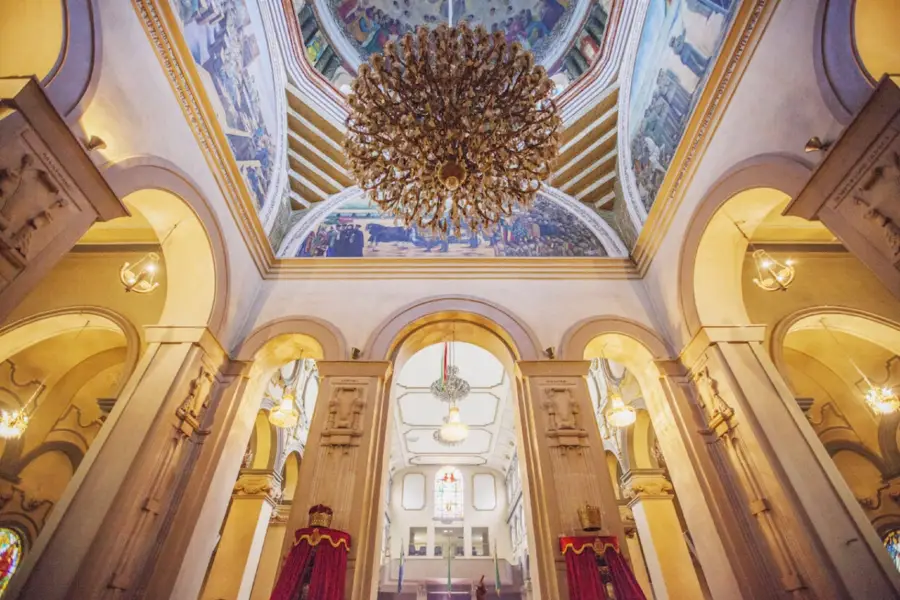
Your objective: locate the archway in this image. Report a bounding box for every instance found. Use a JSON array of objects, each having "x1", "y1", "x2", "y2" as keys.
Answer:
[{"x1": 772, "y1": 309, "x2": 900, "y2": 572}]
